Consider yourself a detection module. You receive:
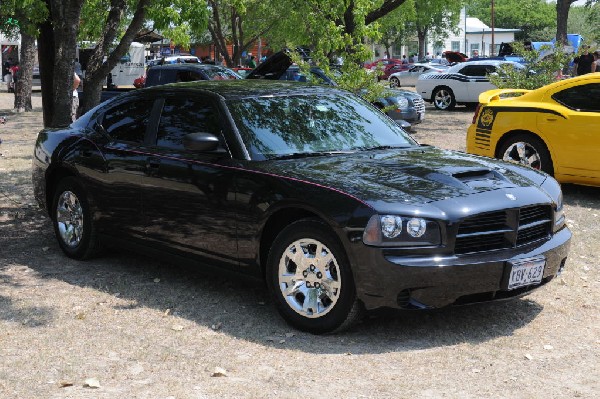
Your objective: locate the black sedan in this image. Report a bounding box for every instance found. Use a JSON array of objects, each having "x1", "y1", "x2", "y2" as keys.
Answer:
[{"x1": 33, "y1": 81, "x2": 571, "y2": 334}]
